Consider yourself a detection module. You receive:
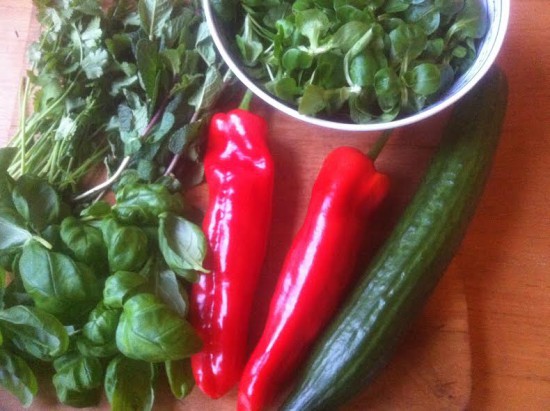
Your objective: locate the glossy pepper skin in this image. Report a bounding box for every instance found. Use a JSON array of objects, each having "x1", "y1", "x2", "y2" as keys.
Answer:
[
  {"x1": 237, "y1": 146, "x2": 389, "y2": 411},
  {"x1": 190, "y1": 109, "x2": 274, "y2": 399}
]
